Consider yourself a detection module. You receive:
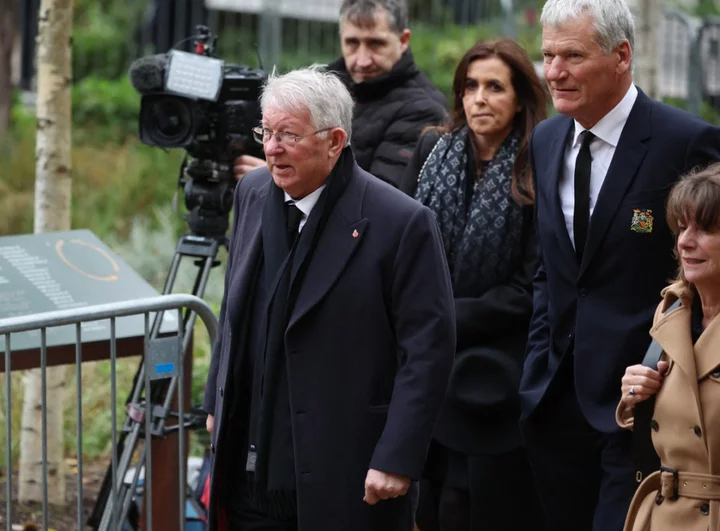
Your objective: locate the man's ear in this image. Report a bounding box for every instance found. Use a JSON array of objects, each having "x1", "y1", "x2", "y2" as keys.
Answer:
[
  {"x1": 328, "y1": 128, "x2": 348, "y2": 158},
  {"x1": 399, "y1": 29, "x2": 411, "y2": 52},
  {"x1": 615, "y1": 40, "x2": 632, "y2": 76}
]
